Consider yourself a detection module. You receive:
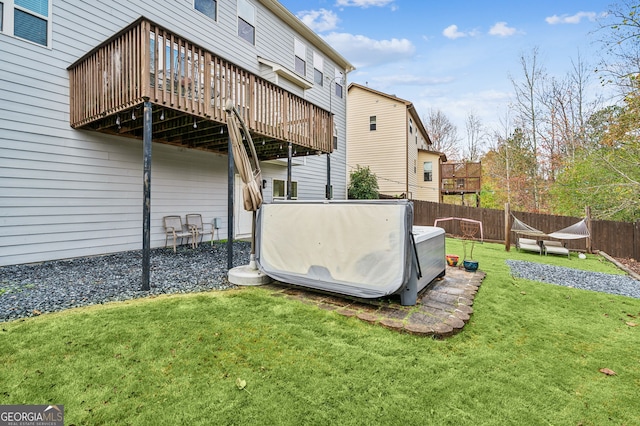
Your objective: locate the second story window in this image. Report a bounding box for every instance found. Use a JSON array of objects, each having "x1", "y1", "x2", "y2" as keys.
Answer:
[
  {"x1": 423, "y1": 162, "x2": 433, "y2": 182},
  {"x1": 334, "y1": 70, "x2": 344, "y2": 98},
  {"x1": 294, "y1": 39, "x2": 306, "y2": 76},
  {"x1": 370, "y1": 116, "x2": 377, "y2": 131},
  {"x1": 313, "y1": 52, "x2": 323, "y2": 86},
  {"x1": 194, "y1": 0, "x2": 217, "y2": 20},
  {"x1": 237, "y1": 0, "x2": 255, "y2": 45},
  {"x1": 2, "y1": 0, "x2": 52, "y2": 47}
]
